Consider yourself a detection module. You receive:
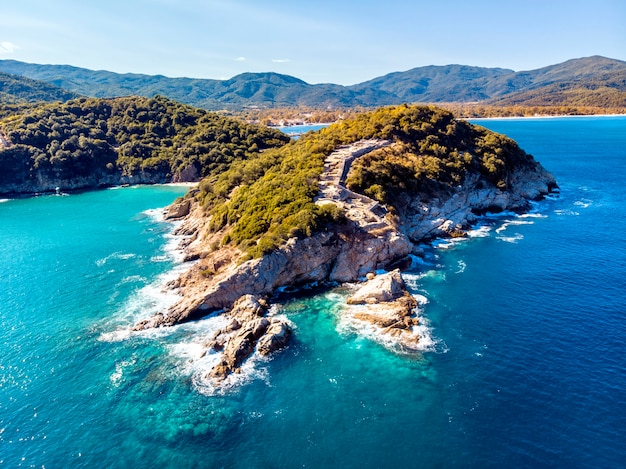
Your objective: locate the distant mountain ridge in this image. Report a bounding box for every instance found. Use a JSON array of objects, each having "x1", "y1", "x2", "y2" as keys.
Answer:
[{"x1": 0, "y1": 56, "x2": 624, "y2": 109}]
